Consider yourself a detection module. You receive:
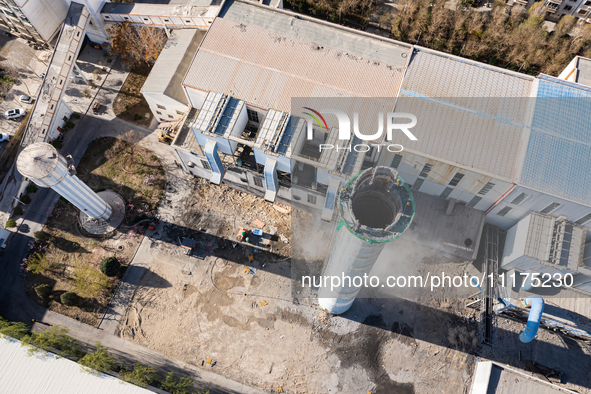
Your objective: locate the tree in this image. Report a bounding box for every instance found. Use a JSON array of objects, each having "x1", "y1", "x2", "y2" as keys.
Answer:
[
  {"x1": 100, "y1": 257, "x2": 120, "y2": 277},
  {"x1": 21, "y1": 325, "x2": 83, "y2": 357},
  {"x1": 73, "y1": 258, "x2": 109, "y2": 297},
  {"x1": 160, "y1": 372, "x2": 195, "y2": 394},
  {"x1": 34, "y1": 230, "x2": 51, "y2": 244},
  {"x1": 121, "y1": 363, "x2": 156, "y2": 388},
  {"x1": 60, "y1": 291, "x2": 78, "y2": 306},
  {"x1": 35, "y1": 284, "x2": 52, "y2": 300},
  {"x1": 26, "y1": 184, "x2": 37, "y2": 193},
  {"x1": 78, "y1": 342, "x2": 116, "y2": 375},
  {"x1": 25, "y1": 253, "x2": 54, "y2": 275},
  {"x1": 20, "y1": 194, "x2": 31, "y2": 204},
  {"x1": 0, "y1": 317, "x2": 29, "y2": 339},
  {"x1": 6, "y1": 219, "x2": 16, "y2": 228},
  {"x1": 13, "y1": 206, "x2": 23, "y2": 216},
  {"x1": 107, "y1": 22, "x2": 167, "y2": 67}
]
